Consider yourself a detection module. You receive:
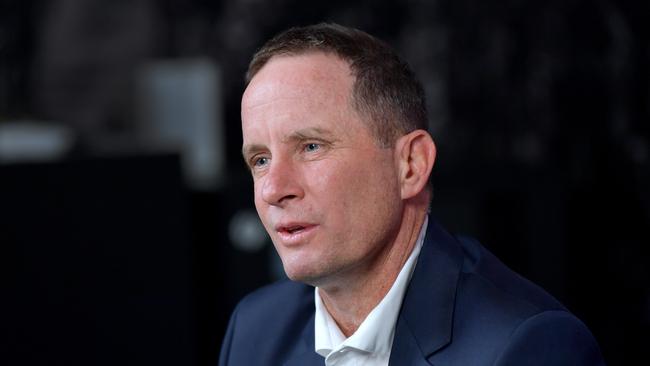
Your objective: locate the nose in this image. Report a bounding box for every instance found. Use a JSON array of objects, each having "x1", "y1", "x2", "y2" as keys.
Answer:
[{"x1": 259, "y1": 159, "x2": 303, "y2": 207}]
